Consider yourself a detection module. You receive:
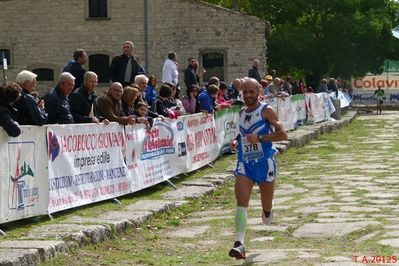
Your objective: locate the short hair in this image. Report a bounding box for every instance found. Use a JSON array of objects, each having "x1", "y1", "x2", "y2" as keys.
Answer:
[
  {"x1": 219, "y1": 82, "x2": 227, "y2": 90},
  {"x1": 159, "y1": 84, "x2": 173, "y2": 98},
  {"x1": 16, "y1": 70, "x2": 37, "y2": 85},
  {"x1": 59, "y1": 72, "x2": 75, "y2": 84},
  {"x1": 188, "y1": 57, "x2": 195, "y2": 62},
  {"x1": 134, "y1": 74, "x2": 149, "y2": 85},
  {"x1": 123, "y1": 41, "x2": 134, "y2": 49},
  {"x1": 73, "y1": 49, "x2": 86, "y2": 61},
  {"x1": 207, "y1": 77, "x2": 220, "y2": 87},
  {"x1": 83, "y1": 71, "x2": 98, "y2": 83},
  {"x1": 0, "y1": 82, "x2": 21, "y2": 105},
  {"x1": 167, "y1": 51, "x2": 176, "y2": 60},
  {"x1": 207, "y1": 84, "x2": 219, "y2": 95},
  {"x1": 122, "y1": 86, "x2": 140, "y2": 105}
]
